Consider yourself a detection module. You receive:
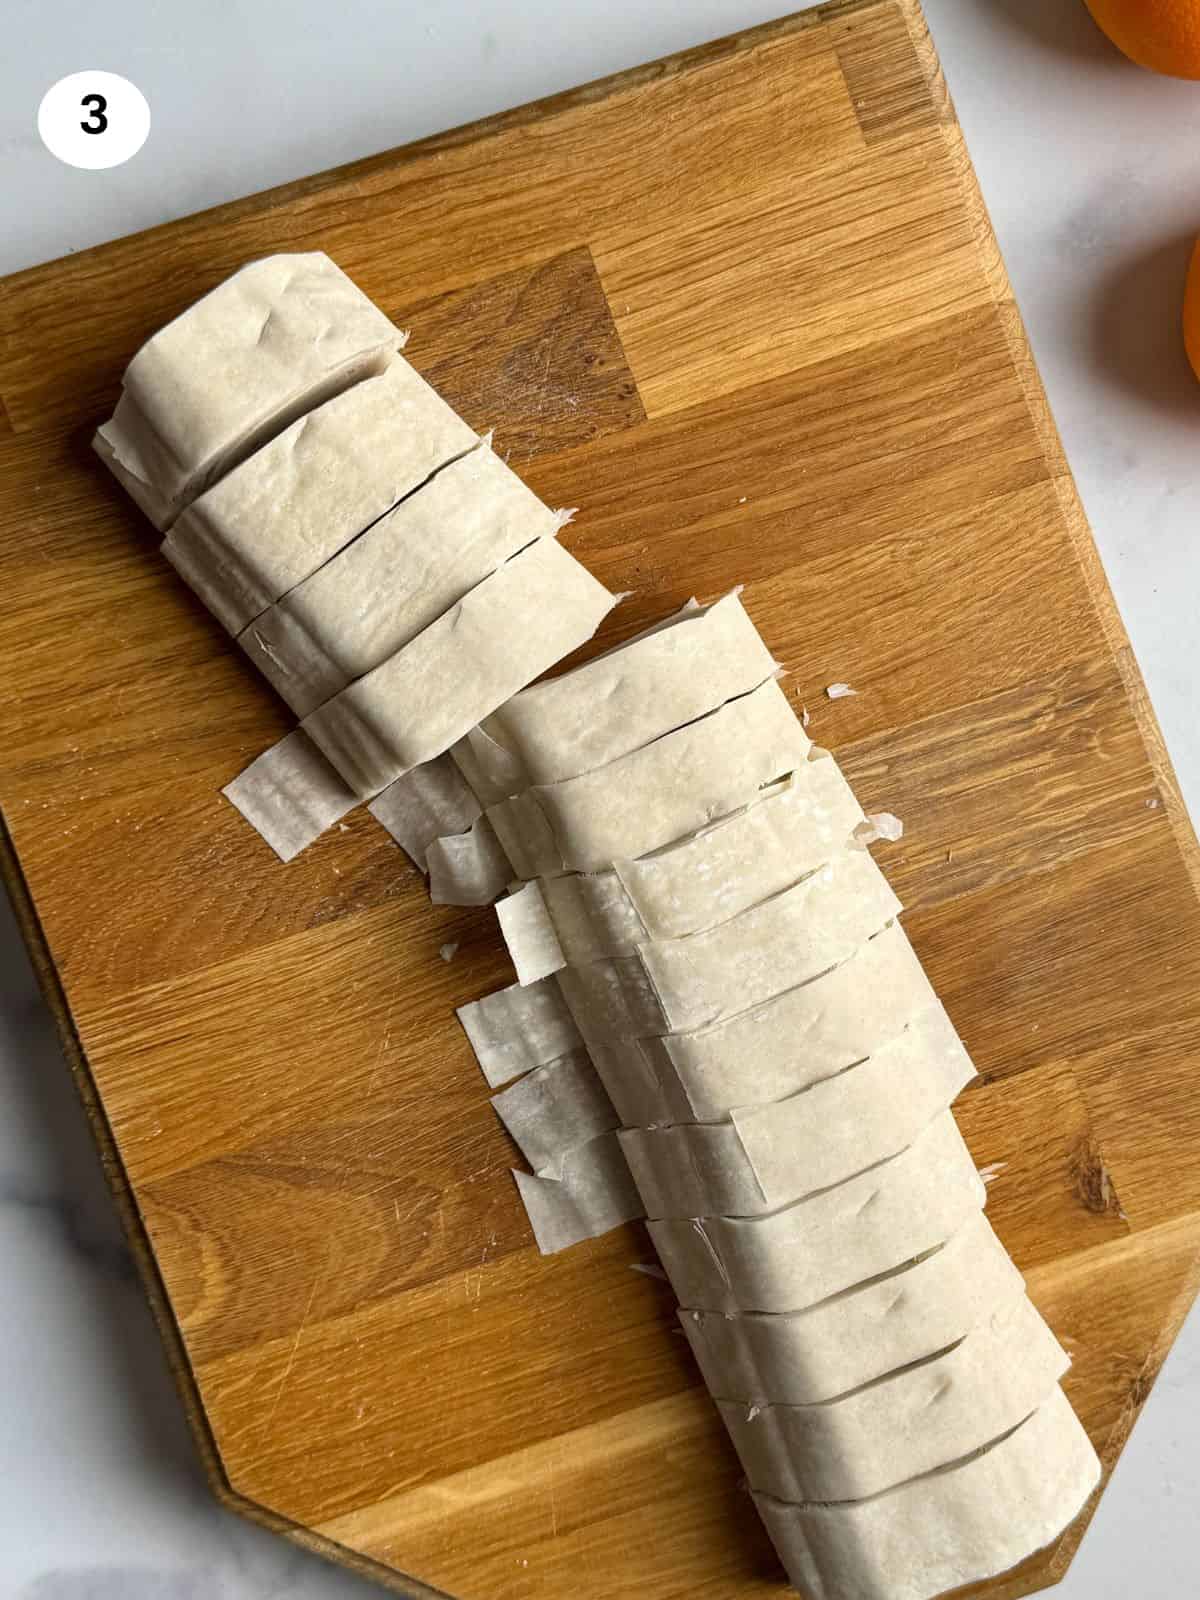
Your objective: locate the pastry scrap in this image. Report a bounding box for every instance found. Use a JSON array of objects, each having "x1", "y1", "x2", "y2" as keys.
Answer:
[{"x1": 99, "y1": 252, "x2": 1101, "y2": 1599}]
